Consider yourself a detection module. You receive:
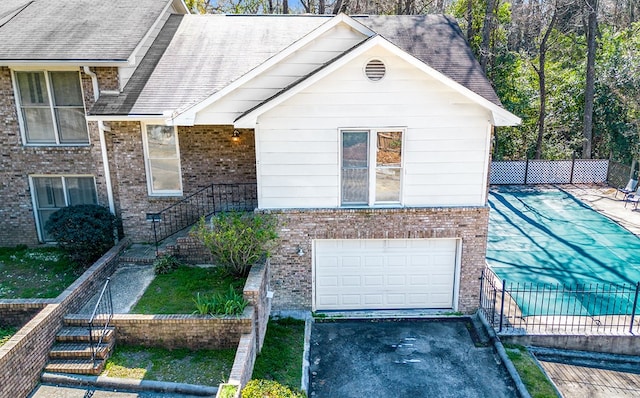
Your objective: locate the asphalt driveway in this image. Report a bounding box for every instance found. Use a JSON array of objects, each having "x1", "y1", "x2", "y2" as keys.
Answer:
[{"x1": 309, "y1": 318, "x2": 518, "y2": 398}]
